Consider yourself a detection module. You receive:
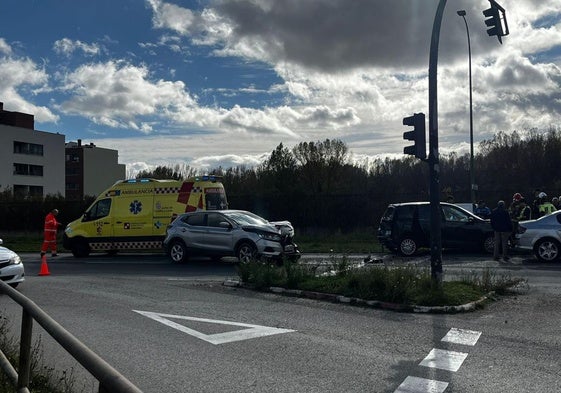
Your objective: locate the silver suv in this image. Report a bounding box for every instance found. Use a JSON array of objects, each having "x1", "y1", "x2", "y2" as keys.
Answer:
[{"x1": 163, "y1": 210, "x2": 300, "y2": 263}]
